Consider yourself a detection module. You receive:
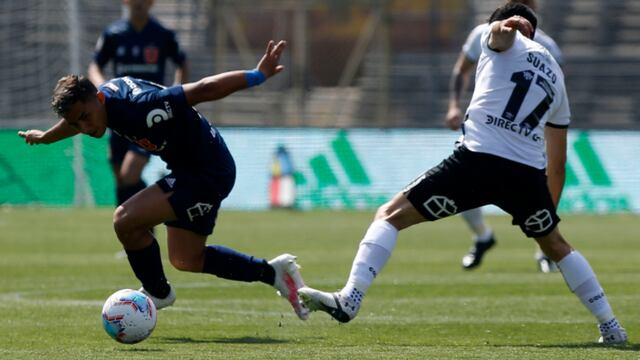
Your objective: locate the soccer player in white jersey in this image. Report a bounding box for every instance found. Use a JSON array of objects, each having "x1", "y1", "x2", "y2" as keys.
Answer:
[
  {"x1": 299, "y1": 3, "x2": 627, "y2": 344},
  {"x1": 446, "y1": 0, "x2": 563, "y2": 273}
]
